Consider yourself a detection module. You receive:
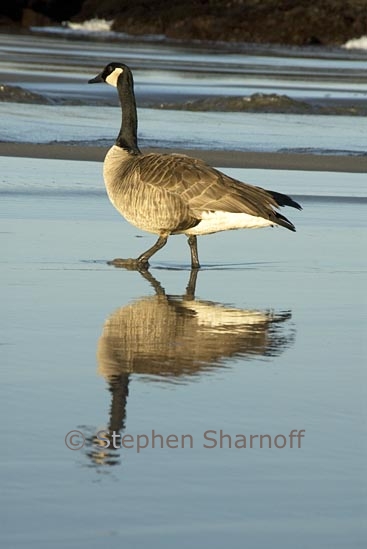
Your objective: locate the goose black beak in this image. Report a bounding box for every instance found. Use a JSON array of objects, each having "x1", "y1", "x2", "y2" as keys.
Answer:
[{"x1": 88, "y1": 74, "x2": 104, "y2": 84}]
